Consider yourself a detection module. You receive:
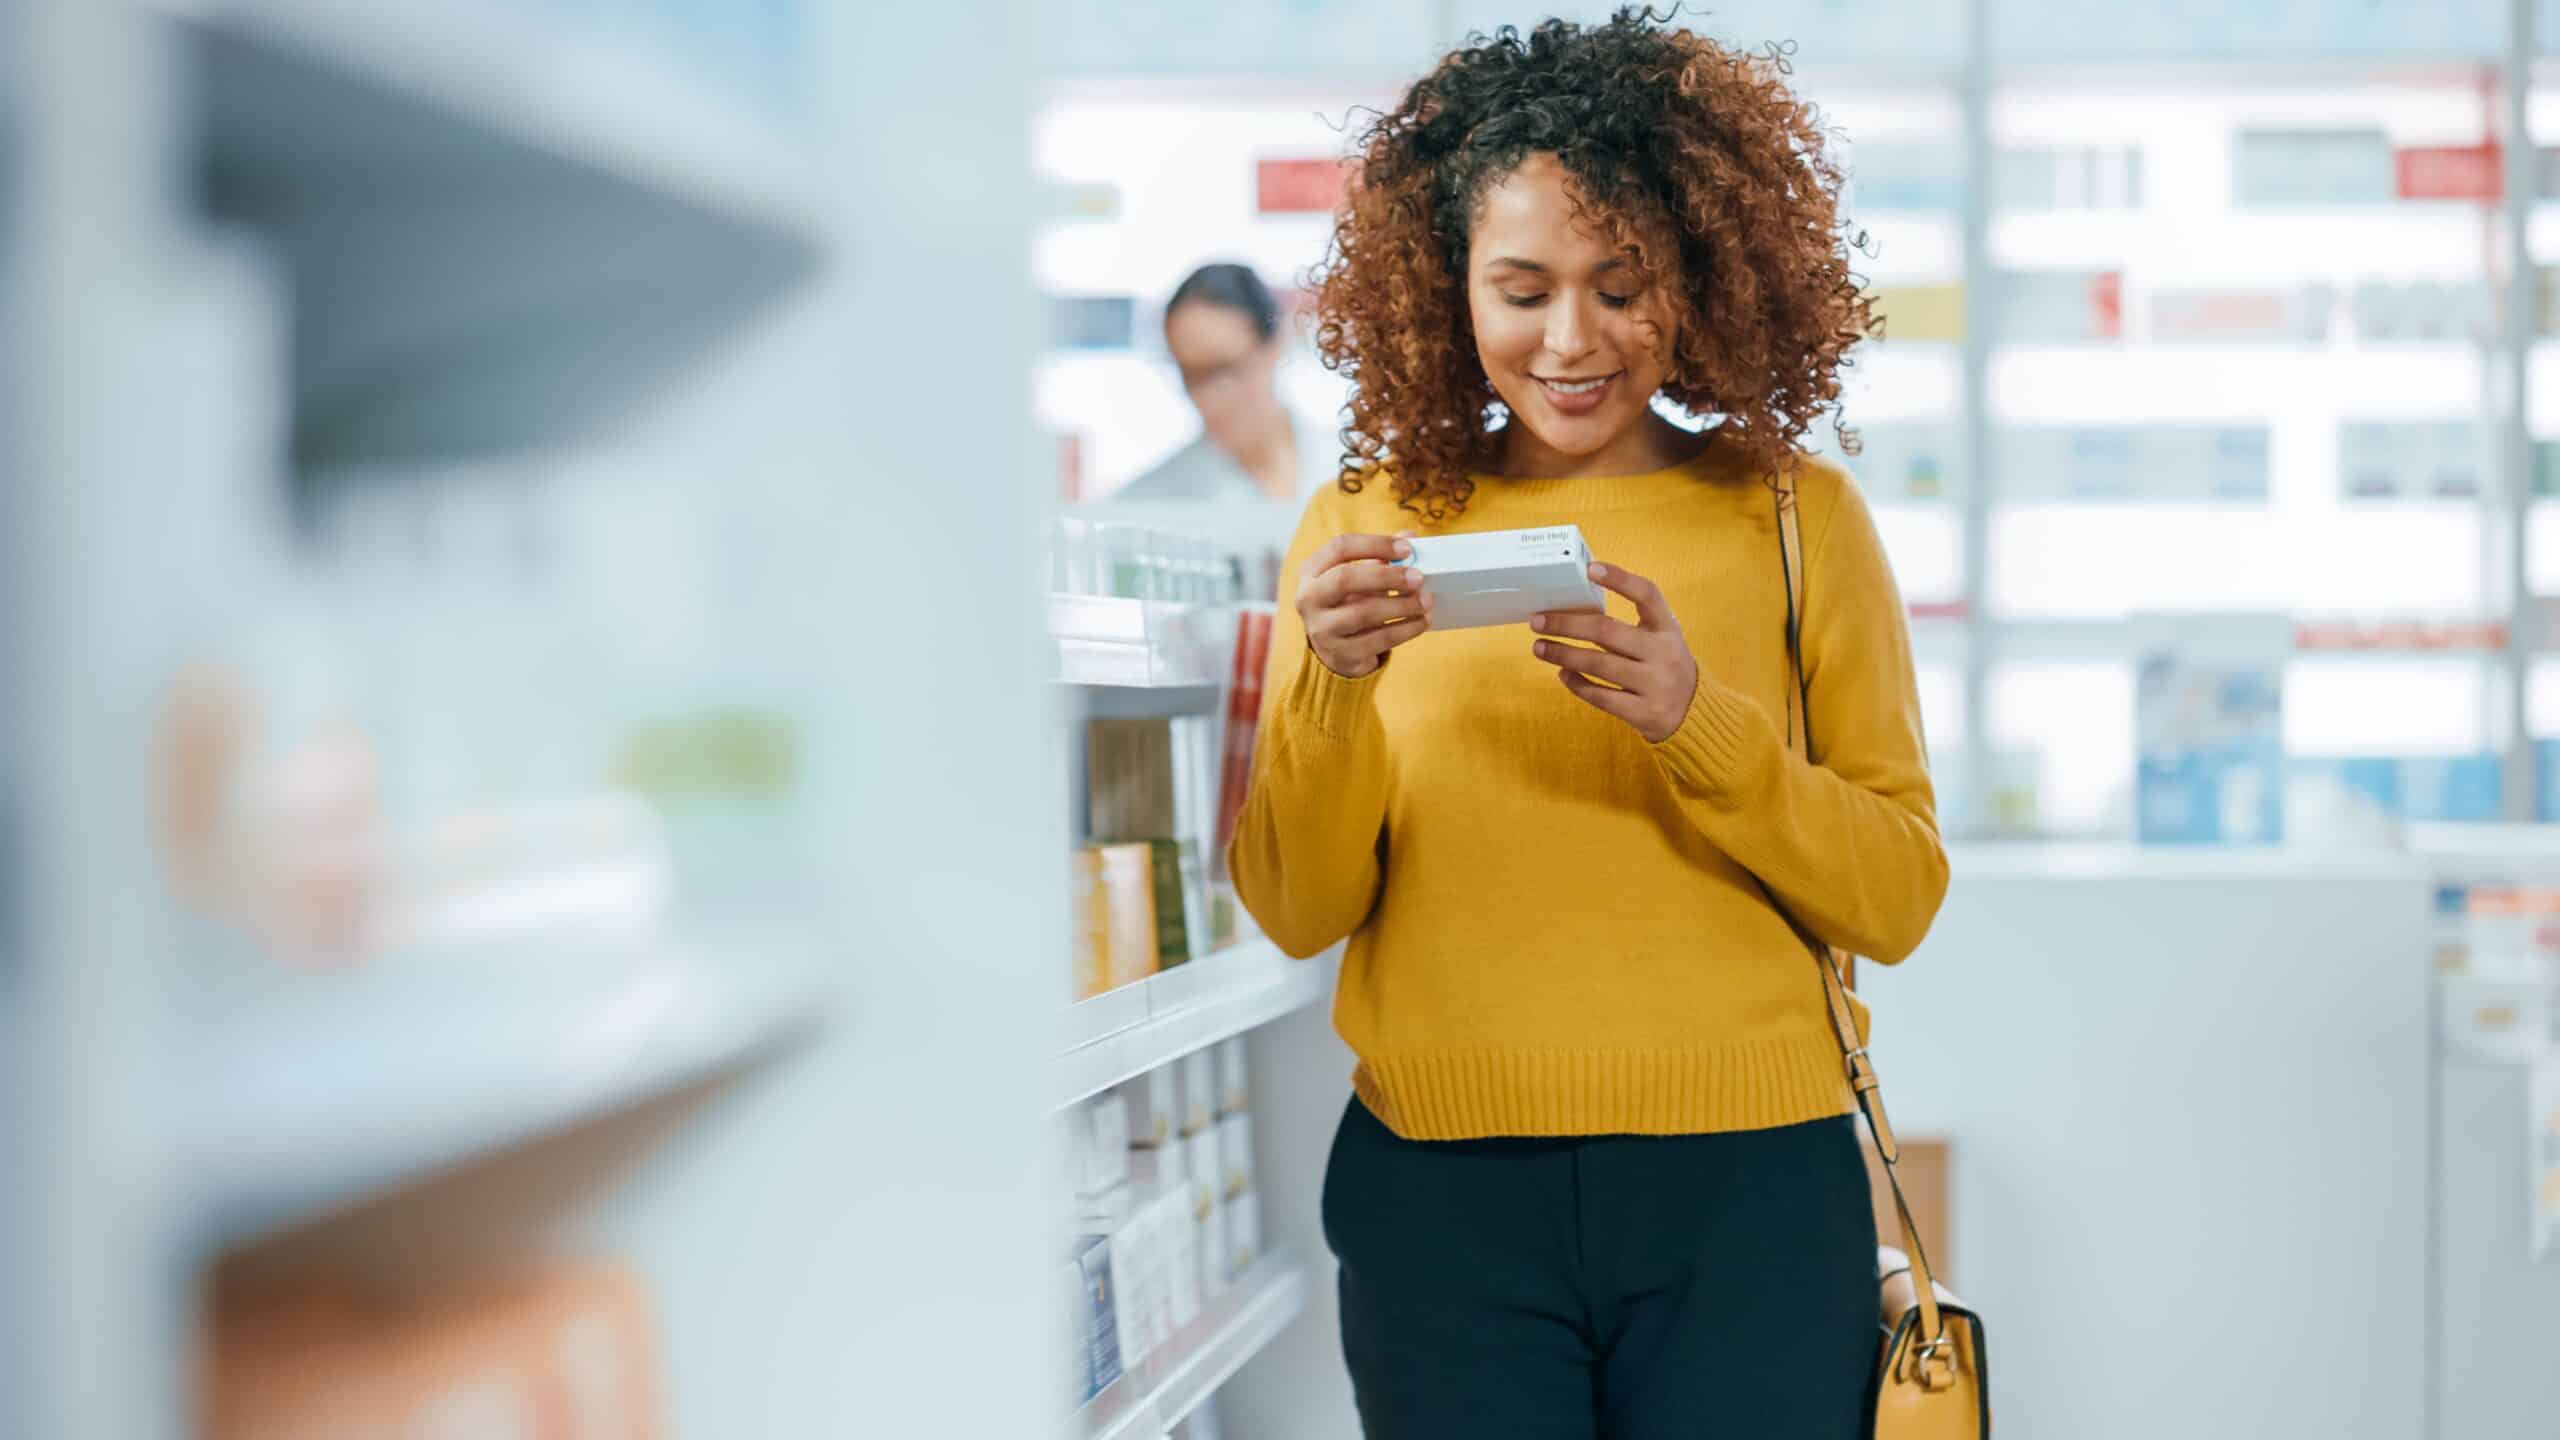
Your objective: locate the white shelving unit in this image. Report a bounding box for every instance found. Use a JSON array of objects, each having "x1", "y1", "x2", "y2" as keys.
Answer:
[
  {"x1": 1075, "y1": 1251, "x2": 1311, "y2": 1440},
  {"x1": 159, "y1": 0, "x2": 828, "y2": 470},
  {"x1": 183, "y1": 933, "x2": 832, "y2": 1247},
  {"x1": 1053, "y1": 594, "x2": 1236, "y2": 689},
  {"x1": 1062, "y1": 938, "x2": 1327, "y2": 1108},
  {"x1": 6, "y1": 2, "x2": 1056, "y2": 1437}
]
